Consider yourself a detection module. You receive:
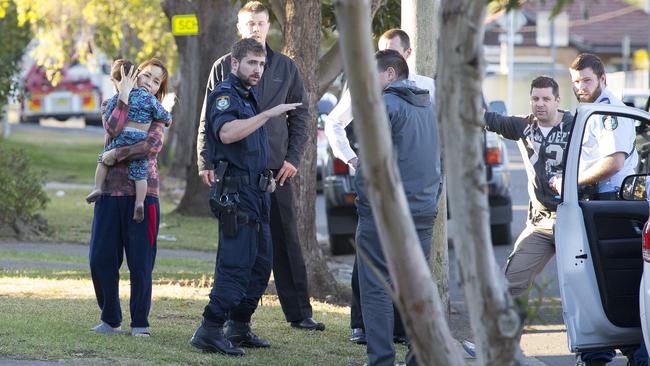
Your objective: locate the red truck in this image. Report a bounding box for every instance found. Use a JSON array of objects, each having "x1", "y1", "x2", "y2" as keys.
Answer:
[{"x1": 20, "y1": 61, "x2": 113, "y2": 126}]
